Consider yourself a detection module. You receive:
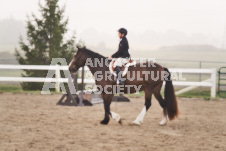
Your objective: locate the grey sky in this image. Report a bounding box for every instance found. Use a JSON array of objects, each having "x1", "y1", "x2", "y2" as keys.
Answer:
[{"x1": 0, "y1": 0, "x2": 226, "y2": 50}]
